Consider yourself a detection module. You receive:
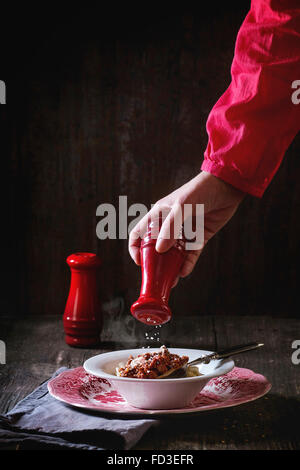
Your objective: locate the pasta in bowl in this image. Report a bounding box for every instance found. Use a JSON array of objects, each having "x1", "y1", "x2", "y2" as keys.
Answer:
[
  {"x1": 83, "y1": 346, "x2": 234, "y2": 410},
  {"x1": 116, "y1": 345, "x2": 189, "y2": 379}
]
